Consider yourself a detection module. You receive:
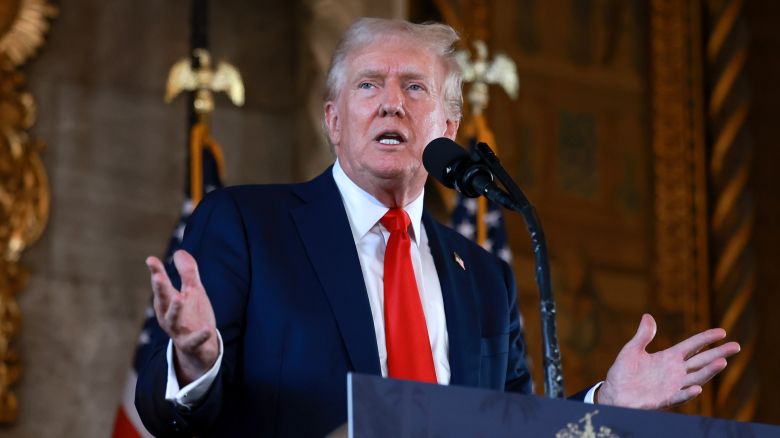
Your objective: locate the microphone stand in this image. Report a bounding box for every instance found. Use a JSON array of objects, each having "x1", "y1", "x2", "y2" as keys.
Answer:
[{"x1": 469, "y1": 142, "x2": 565, "y2": 399}]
